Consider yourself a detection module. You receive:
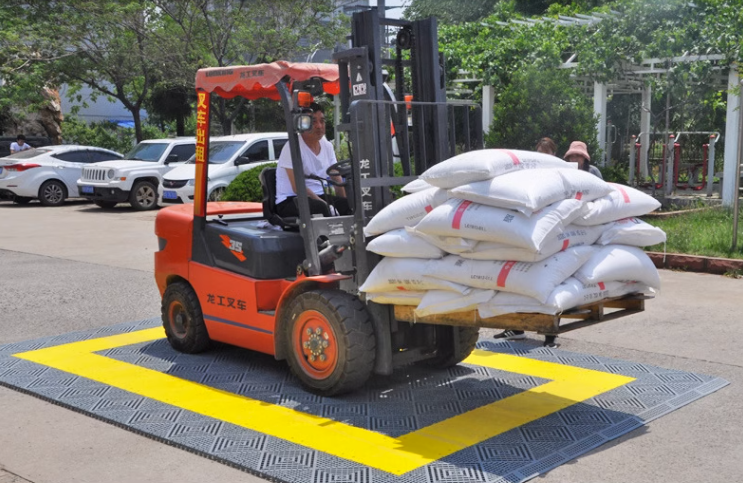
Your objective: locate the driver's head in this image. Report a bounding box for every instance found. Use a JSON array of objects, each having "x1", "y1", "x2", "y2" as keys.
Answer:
[{"x1": 301, "y1": 102, "x2": 326, "y2": 144}]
